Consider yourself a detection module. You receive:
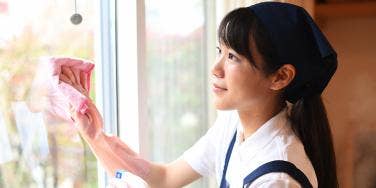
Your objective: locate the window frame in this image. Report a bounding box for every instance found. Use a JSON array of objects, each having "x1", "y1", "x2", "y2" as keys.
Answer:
[
  {"x1": 95, "y1": 0, "x2": 119, "y2": 187},
  {"x1": 98, "y1": 0, "x2": 218, "y2": 187}
]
